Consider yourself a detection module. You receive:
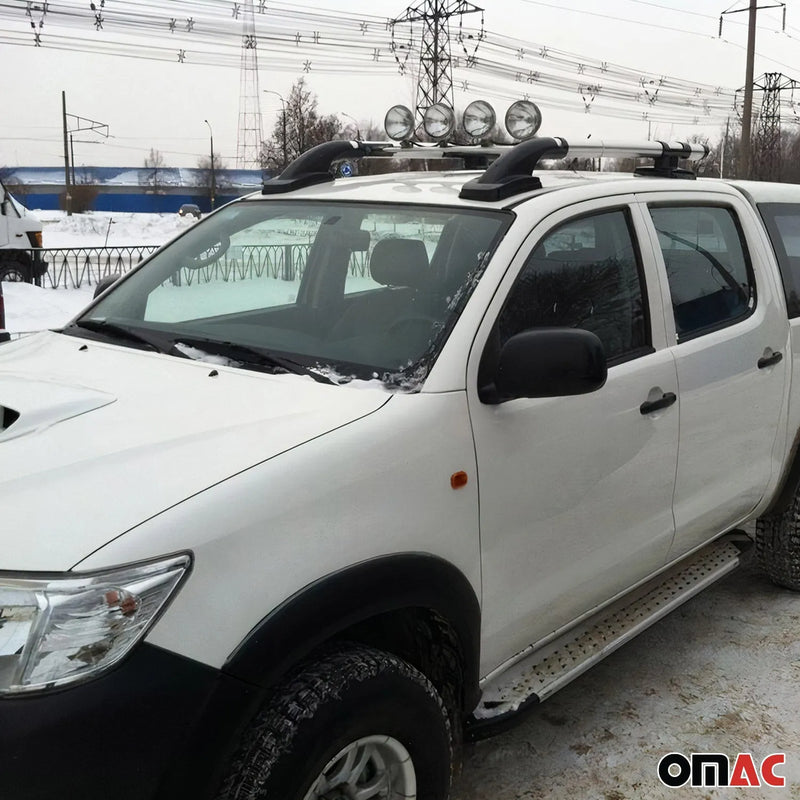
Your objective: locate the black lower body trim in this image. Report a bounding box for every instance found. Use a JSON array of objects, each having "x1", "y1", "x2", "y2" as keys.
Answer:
[{"x1": 0, "y1": 644, "x2": 261, "y2": 800}]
